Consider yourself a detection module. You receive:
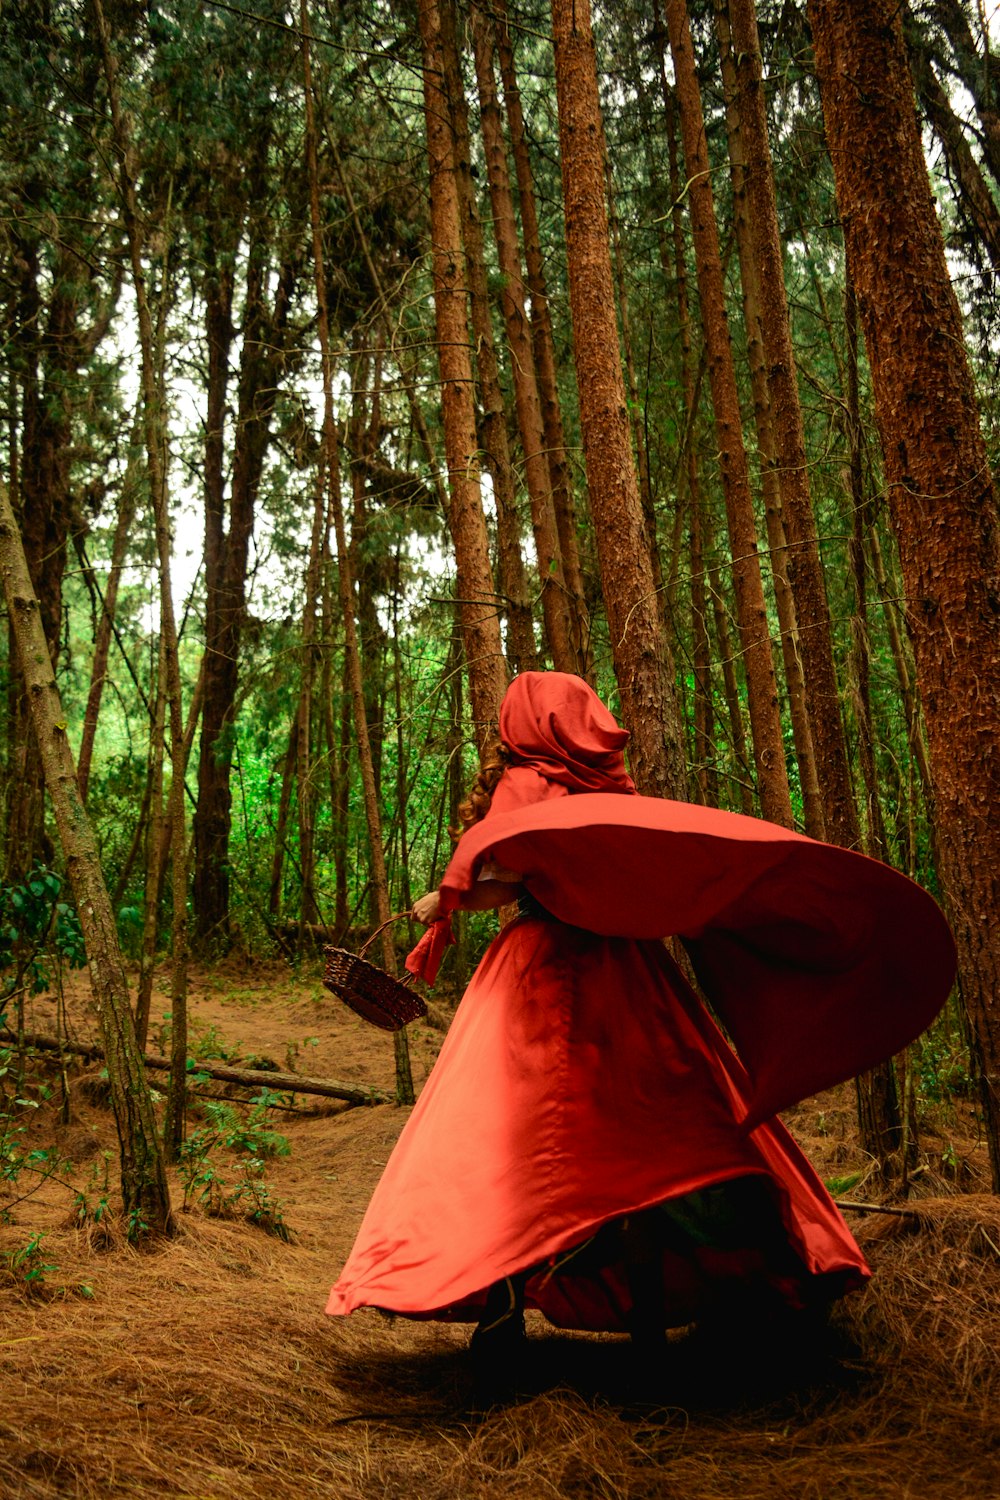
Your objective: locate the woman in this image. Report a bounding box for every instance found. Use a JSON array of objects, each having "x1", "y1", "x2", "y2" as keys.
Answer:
[{"x1": 327, "y1": 673, "x2": 952, "y2": 1384}]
